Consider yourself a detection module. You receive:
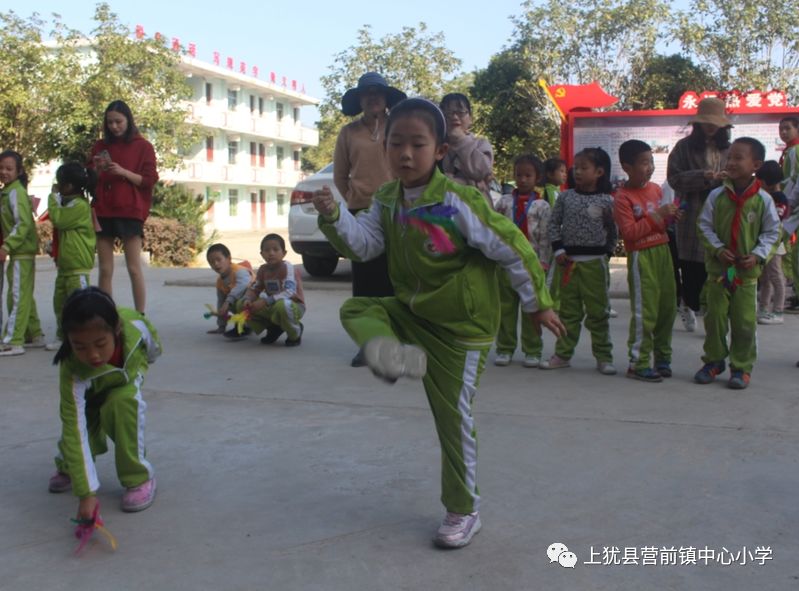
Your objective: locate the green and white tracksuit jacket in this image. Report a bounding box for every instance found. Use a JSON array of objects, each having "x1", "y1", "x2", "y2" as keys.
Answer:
[
  {"x1": 0, "y1": 179, "x2": 42, "y2": 345},
  {"x1": 698, "y1": 179, "x2": 780, "y2": 373},
  {"x1": 319, "y1": 167, "x2": 553, "y2": 514},
  {"x1": 48, "y1": 192, "x2": 96, "y2": 339},
  {"x1": 55, "y1": 309, "x2": 162, "y2": 498}
]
